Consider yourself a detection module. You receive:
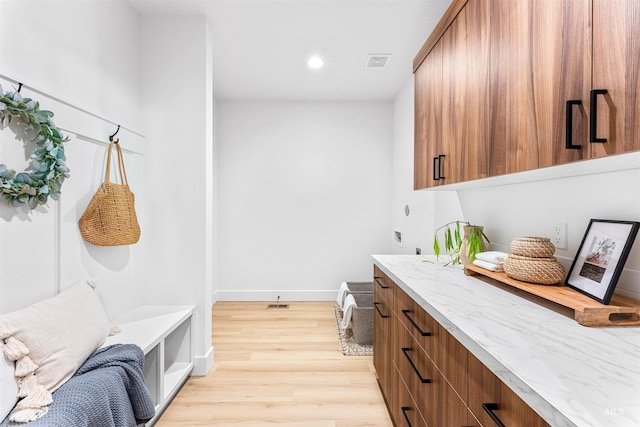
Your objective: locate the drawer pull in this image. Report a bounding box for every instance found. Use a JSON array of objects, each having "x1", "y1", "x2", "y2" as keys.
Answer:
[
  {"x1": 402, "y1": 309, "x2": 432, "y2": 336},
  {"x1": 401, "y1": 348, "x2": 431, "y2": 383},
  {"x1": 438, "y1": 154, "x2": 446, "y2": 179},
  {"x1": 589, "y1": 89, "x2": 608, "y2": 143},
  {"x1": 433, "y1": 155, "x2": 446, "y2": 180},
  {"x1": 373, "y1": 302, "x2": 389, "y2": 318},
  {"x1": 374, "y1": 278, "x2": 389, "y2": 289},
  {"x1": 482, "y1": 403, "x2": 506, "y2": 427},
  {"x1": 565, "y1": 100, "x2": 582, "y2": 149},
  {"x1": 401, "y1": 406, "x2": 412, "y2": 427}
]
